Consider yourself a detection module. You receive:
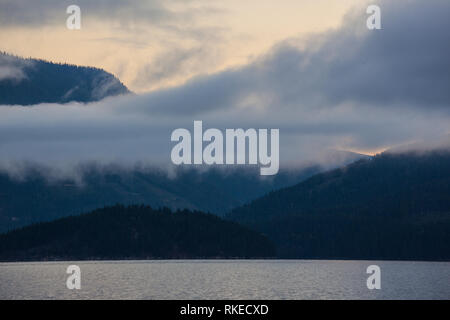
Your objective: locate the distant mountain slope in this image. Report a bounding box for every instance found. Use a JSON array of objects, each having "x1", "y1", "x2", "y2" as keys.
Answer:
[
  {"x1": 0, "y1": 52, "x2": 129, "y2": 105},
  {"x1": 0, "y1": 205, "x2": 275, "y2": 261},
  {"x1": 0, "y1": 165, "x2": 320, "y2": 233},
  {"x1": 228, "y1": 150, "x2": 450, "y2": 260}
]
